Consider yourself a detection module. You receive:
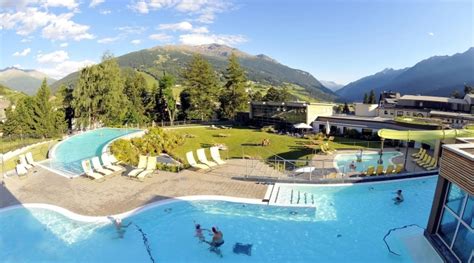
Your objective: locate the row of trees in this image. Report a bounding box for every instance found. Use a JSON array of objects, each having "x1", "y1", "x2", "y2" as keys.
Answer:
[
  {"x1": 3, "y1": 52, "x2": 297, "y2": 137},
  {"x1": 3, "y1": 80, "x2": 67, "y2": 138},
  {"x1": 362, "y1": 90, "x2": 377, "y2": 104}
]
